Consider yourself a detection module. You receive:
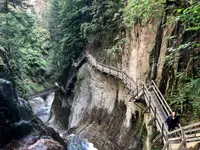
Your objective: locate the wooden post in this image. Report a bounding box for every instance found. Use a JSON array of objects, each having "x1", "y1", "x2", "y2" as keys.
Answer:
[
  {"x1": 95, "y1": 58, "x2": 97, "y2": 68},
  {"x1": 162, "y1": 142, "x2": 169, "y2": 150},
  {"x1": 149, "y1": 96, "x2": 151, "y2": 104},
  {"x1": 116, "y1": 62, "x2": 118, "y2": 77},
  {"x1": 148, "y1": 107, "x2": 156, "y2": 126},
  {"x1": 136, "y1": 79, "x2": 139, "y2": 98},
  {"x1": 143, "y1": 84, "x2": 145, "y2": 95},
  {"x1": 162, "y1": 122, "x2": 164, "y2": 136},
  {"x1": 177, "y1": 126, "x2": 186, "y2": 150}
]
